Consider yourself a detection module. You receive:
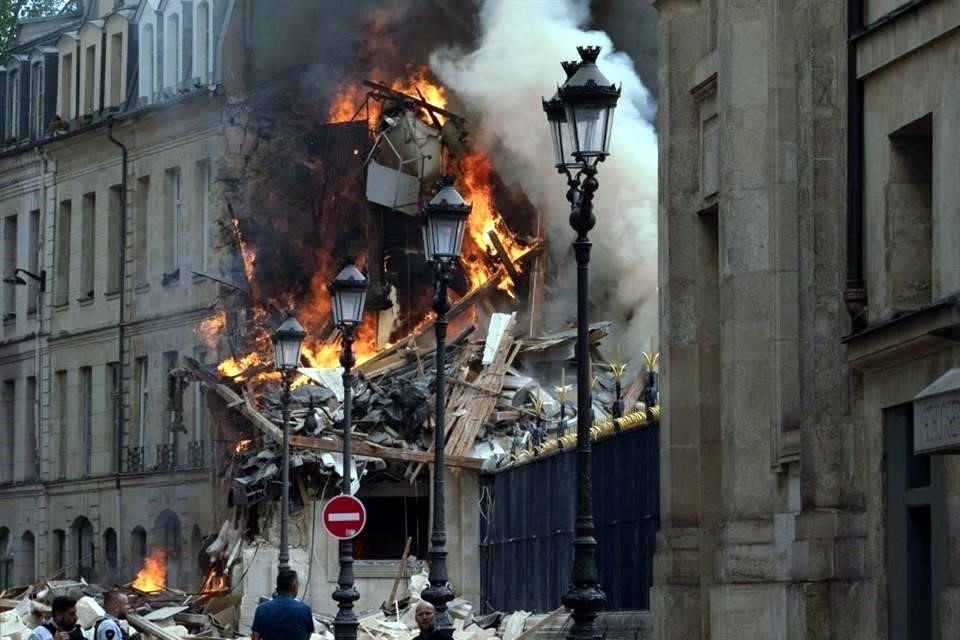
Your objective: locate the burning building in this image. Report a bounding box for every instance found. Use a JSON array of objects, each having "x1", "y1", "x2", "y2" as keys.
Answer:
[{"x1": 0, "y1": 0, "x2": 660, "y2": 630}]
